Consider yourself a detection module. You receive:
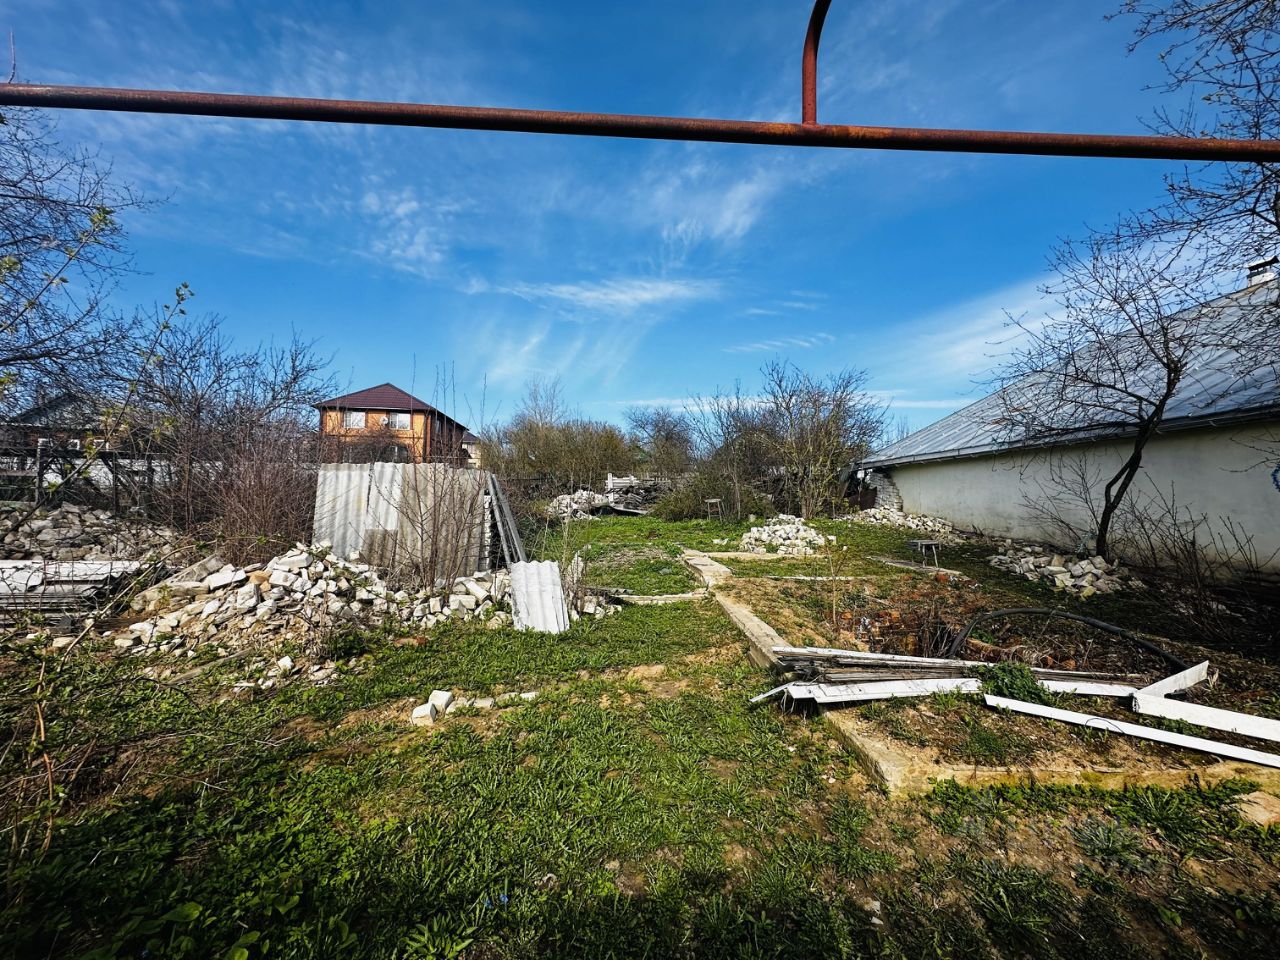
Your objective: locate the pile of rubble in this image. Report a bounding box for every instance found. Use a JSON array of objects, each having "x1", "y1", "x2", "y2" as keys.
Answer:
[
  {"x1": 113, "y1": 542, "x2": 517, "y2": 661},
  {"x1": 987, "y1": 544, "x2": 1145, "y2": 597},
  {"x1": 845, "y1": 506, "x2": 962, "y2": 543},
  {"x1": 741, "y1": 515, "x2": 829, "y2": 556},
  {"x1": 105, "y1": 541, "x2": 619, "y2": 691},
  {"x1": 548, "y1": 490, "x2": 612, "y2": 521},
  {"x1": 1, "y1": 503, "x2": 183, "y2": 562}
]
